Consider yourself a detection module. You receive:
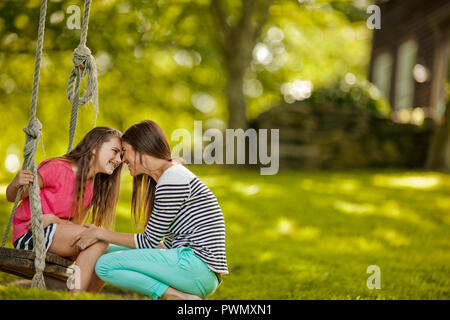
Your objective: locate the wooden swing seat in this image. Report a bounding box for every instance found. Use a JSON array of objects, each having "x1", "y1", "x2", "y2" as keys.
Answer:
[{"x1": 0, "y1": 247, "x2": 73, "y2": 287}]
